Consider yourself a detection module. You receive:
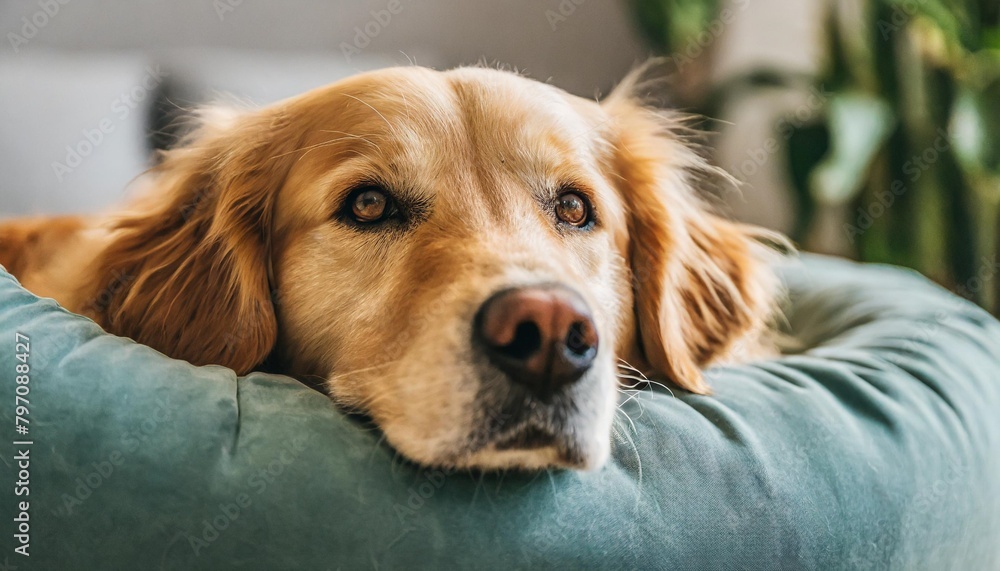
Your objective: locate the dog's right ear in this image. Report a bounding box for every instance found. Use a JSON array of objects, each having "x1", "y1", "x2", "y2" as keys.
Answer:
[{"x1": 83, "y1": 105, "x2": 304, "y2": 374}]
